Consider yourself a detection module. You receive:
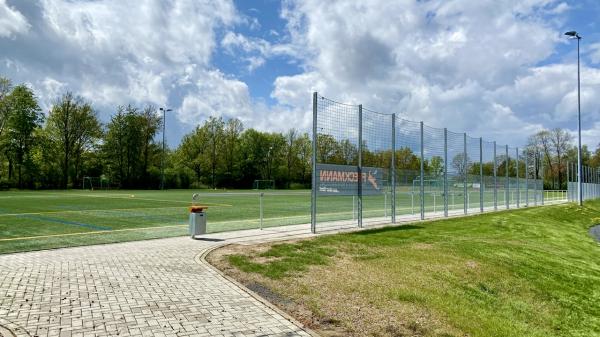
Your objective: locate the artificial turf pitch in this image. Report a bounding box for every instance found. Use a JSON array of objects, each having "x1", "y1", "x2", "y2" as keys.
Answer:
[{"x1": 0, "y1": 189, "x2": 566, "y2": 254}]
